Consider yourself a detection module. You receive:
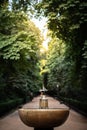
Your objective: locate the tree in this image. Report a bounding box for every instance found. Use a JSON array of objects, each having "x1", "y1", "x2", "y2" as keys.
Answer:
[
  {"x1": 35, "y1": 0, "x2": 87, "y2": 99},
  {"x1": 46, "y1": 36, "x2": 65, "y2": 91},
  {"x1": 0, "y1": 9, "x2": 43, "y2": 101}
]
